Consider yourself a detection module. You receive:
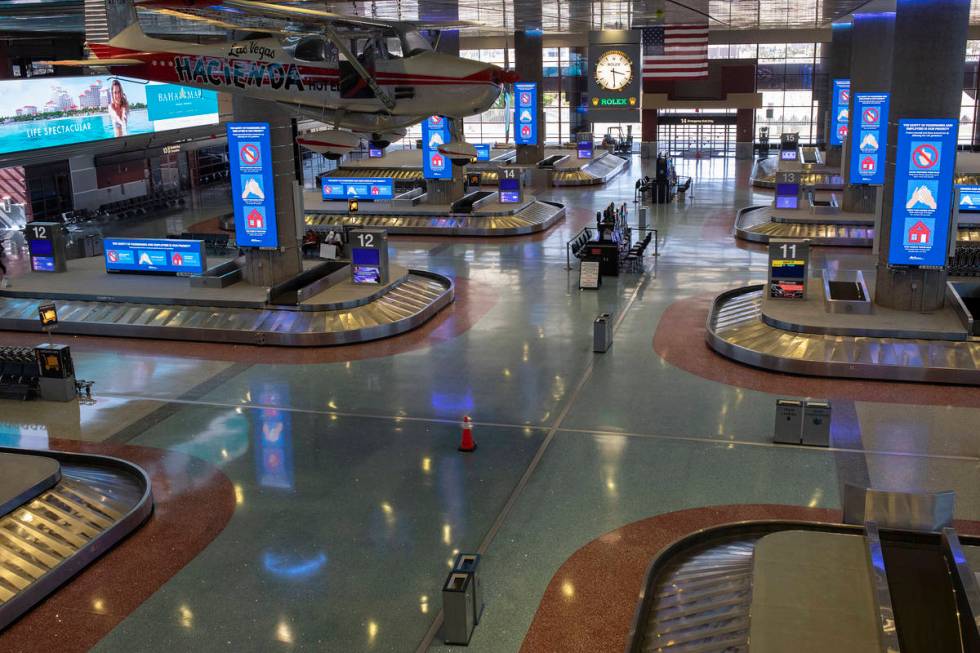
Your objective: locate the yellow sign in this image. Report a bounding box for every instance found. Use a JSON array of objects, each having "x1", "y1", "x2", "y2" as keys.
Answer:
[{"x1": 348, "y1": 198, "x2": 359, "y2": 214}]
